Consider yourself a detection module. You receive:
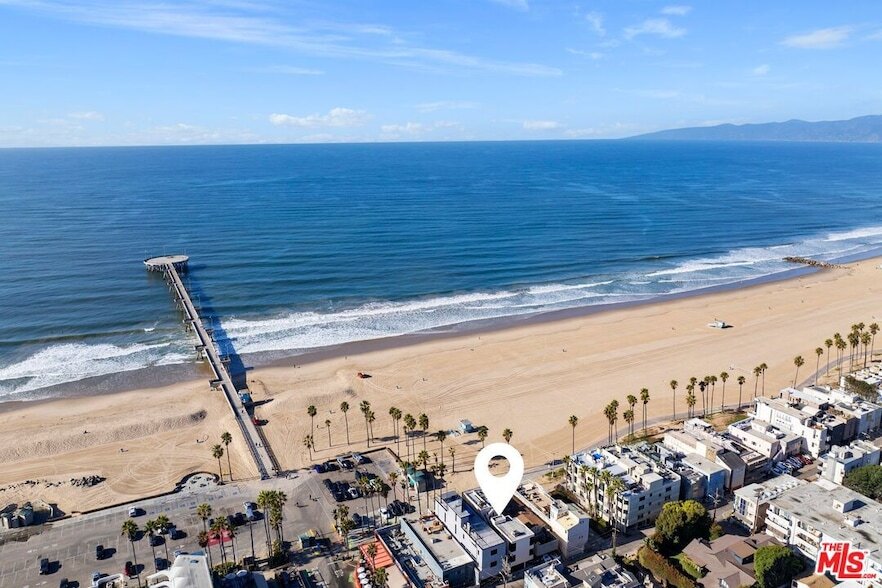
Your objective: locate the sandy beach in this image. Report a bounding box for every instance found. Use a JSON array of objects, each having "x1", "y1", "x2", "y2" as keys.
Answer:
[{"x1": 3, "y1": 257, "x2": 881, "y2": 513}]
